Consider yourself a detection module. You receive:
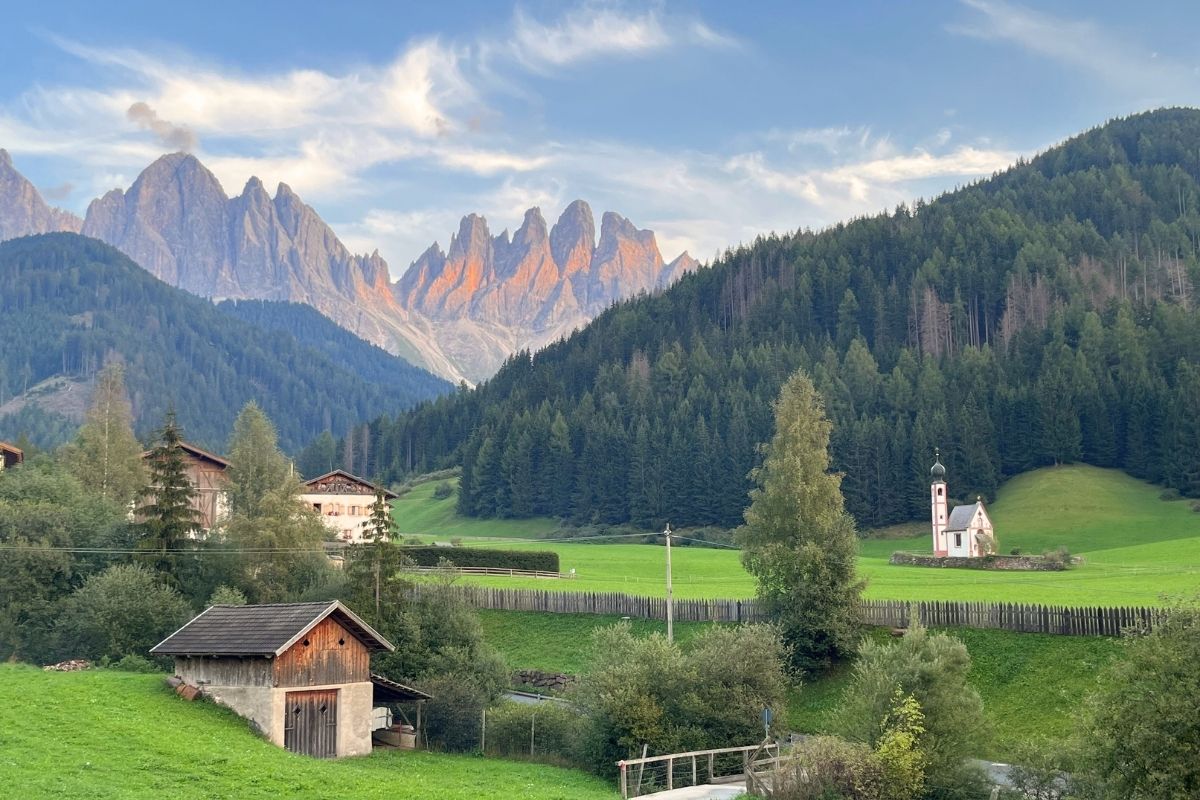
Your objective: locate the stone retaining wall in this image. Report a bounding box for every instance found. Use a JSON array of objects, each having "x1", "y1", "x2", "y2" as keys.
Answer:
[{"x1": 889, "y1": 552, "x2": 1066, "y2": 571}]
